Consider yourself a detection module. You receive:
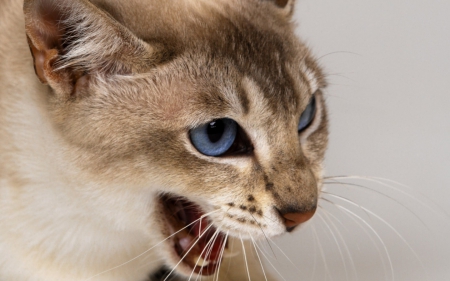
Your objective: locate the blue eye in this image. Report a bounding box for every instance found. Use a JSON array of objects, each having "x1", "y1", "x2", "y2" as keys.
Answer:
[
  {"x1": 298, "y1": 95, "x2": 317, "y2": 132},
  {"x1": 190, "y1": 118, "x2": 238, "y2": 156}
]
